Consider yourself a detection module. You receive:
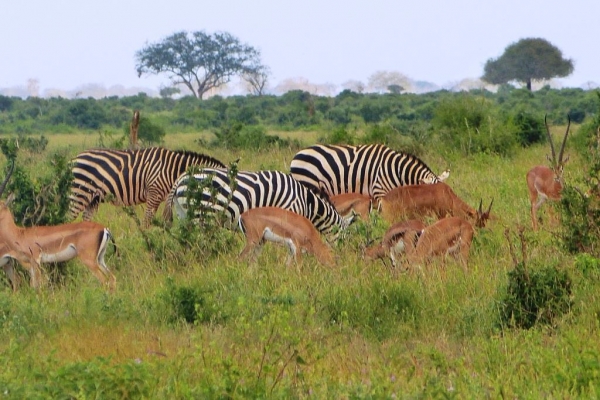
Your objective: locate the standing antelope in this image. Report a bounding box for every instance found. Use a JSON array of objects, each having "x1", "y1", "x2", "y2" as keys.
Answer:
[
  {"x1": 329, "y1": 193, "x2": 373, "y2": 219},
  {"x1": 238, "y1": 207, "x2": 335, "y2": 268},
  {"x1": 377, "y1": 181, "x2": 492, "y2": 228},
  {"x1": 0, "y1": 162, "x2": 117, "y2": 291},
  {"x1": 526, "y1": 115, "x2": 570, "y2": 231}
]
